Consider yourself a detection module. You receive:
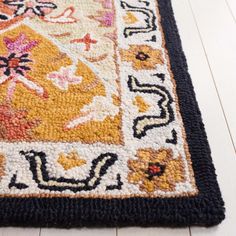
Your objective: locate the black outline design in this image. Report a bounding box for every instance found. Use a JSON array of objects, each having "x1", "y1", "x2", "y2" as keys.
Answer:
[
  {"x1": 0, "y1": 53, "x2": 32, "y2": 77},
  {"x1": 0, "y1": 0, "x2": 224, "y2": 227},
  {"x1": 0, "y1": 13, "x2": 9, "y2": 21},
  {"x1": 106, "y1": 174, "x2": 123, "y2": 190},
  {"x1": 9, "y1": 173, "x2": 29, "y2": 190},
  {"x1": 138, "y1": 0, "x2": 150, "y2": 6},
  {"x1": 121, "y1": 1, "x2": 157, "y2": 37},
  {"x1": 128, "y1": 75, "x2": 174, "y2": 138},
  {"x1": 152, "y1": 72, "x2": 165, "y2": 82},
  {"x1": 146, "y1": 35, "x2": 157, "y2": 42},
  {"x1": 166, "y1": 129, "x2": 177, "y2": 144},
  {"x1": 3, "y1": 0, "x2": 57, "y2": 17},
  {"x1": 146, "y1": 162, "x2": 166, "y2": 180},
  {"x1": 20, "y1": 150, "x2": 118, "y2": 192}
]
